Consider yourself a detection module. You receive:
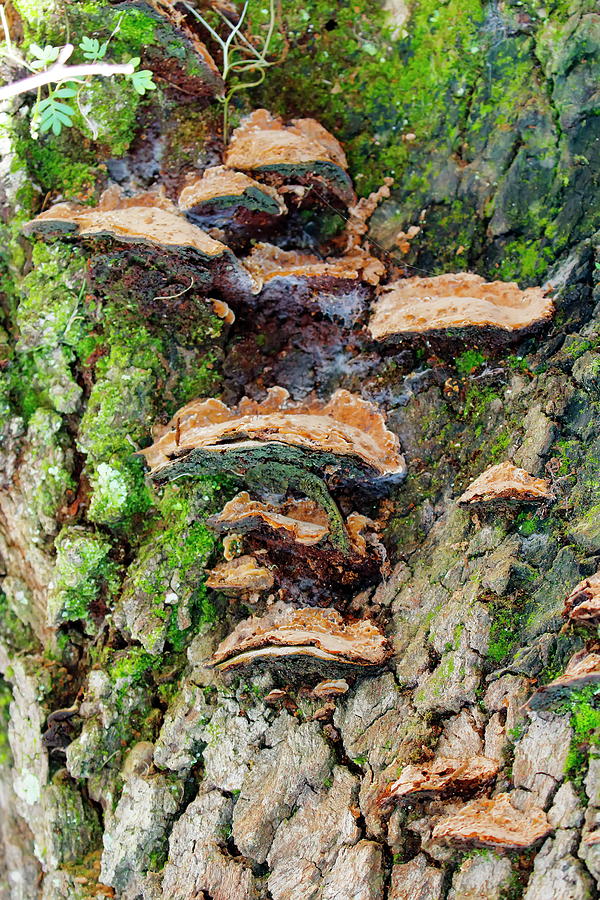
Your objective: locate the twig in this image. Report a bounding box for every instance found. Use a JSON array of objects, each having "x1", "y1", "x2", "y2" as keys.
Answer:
[
  {"x1": 0, "y1": 43, "x2": 134, "y2": 102},
  {"x1": 153, "y1": 276, "x2": 195, "y2": 301}
]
